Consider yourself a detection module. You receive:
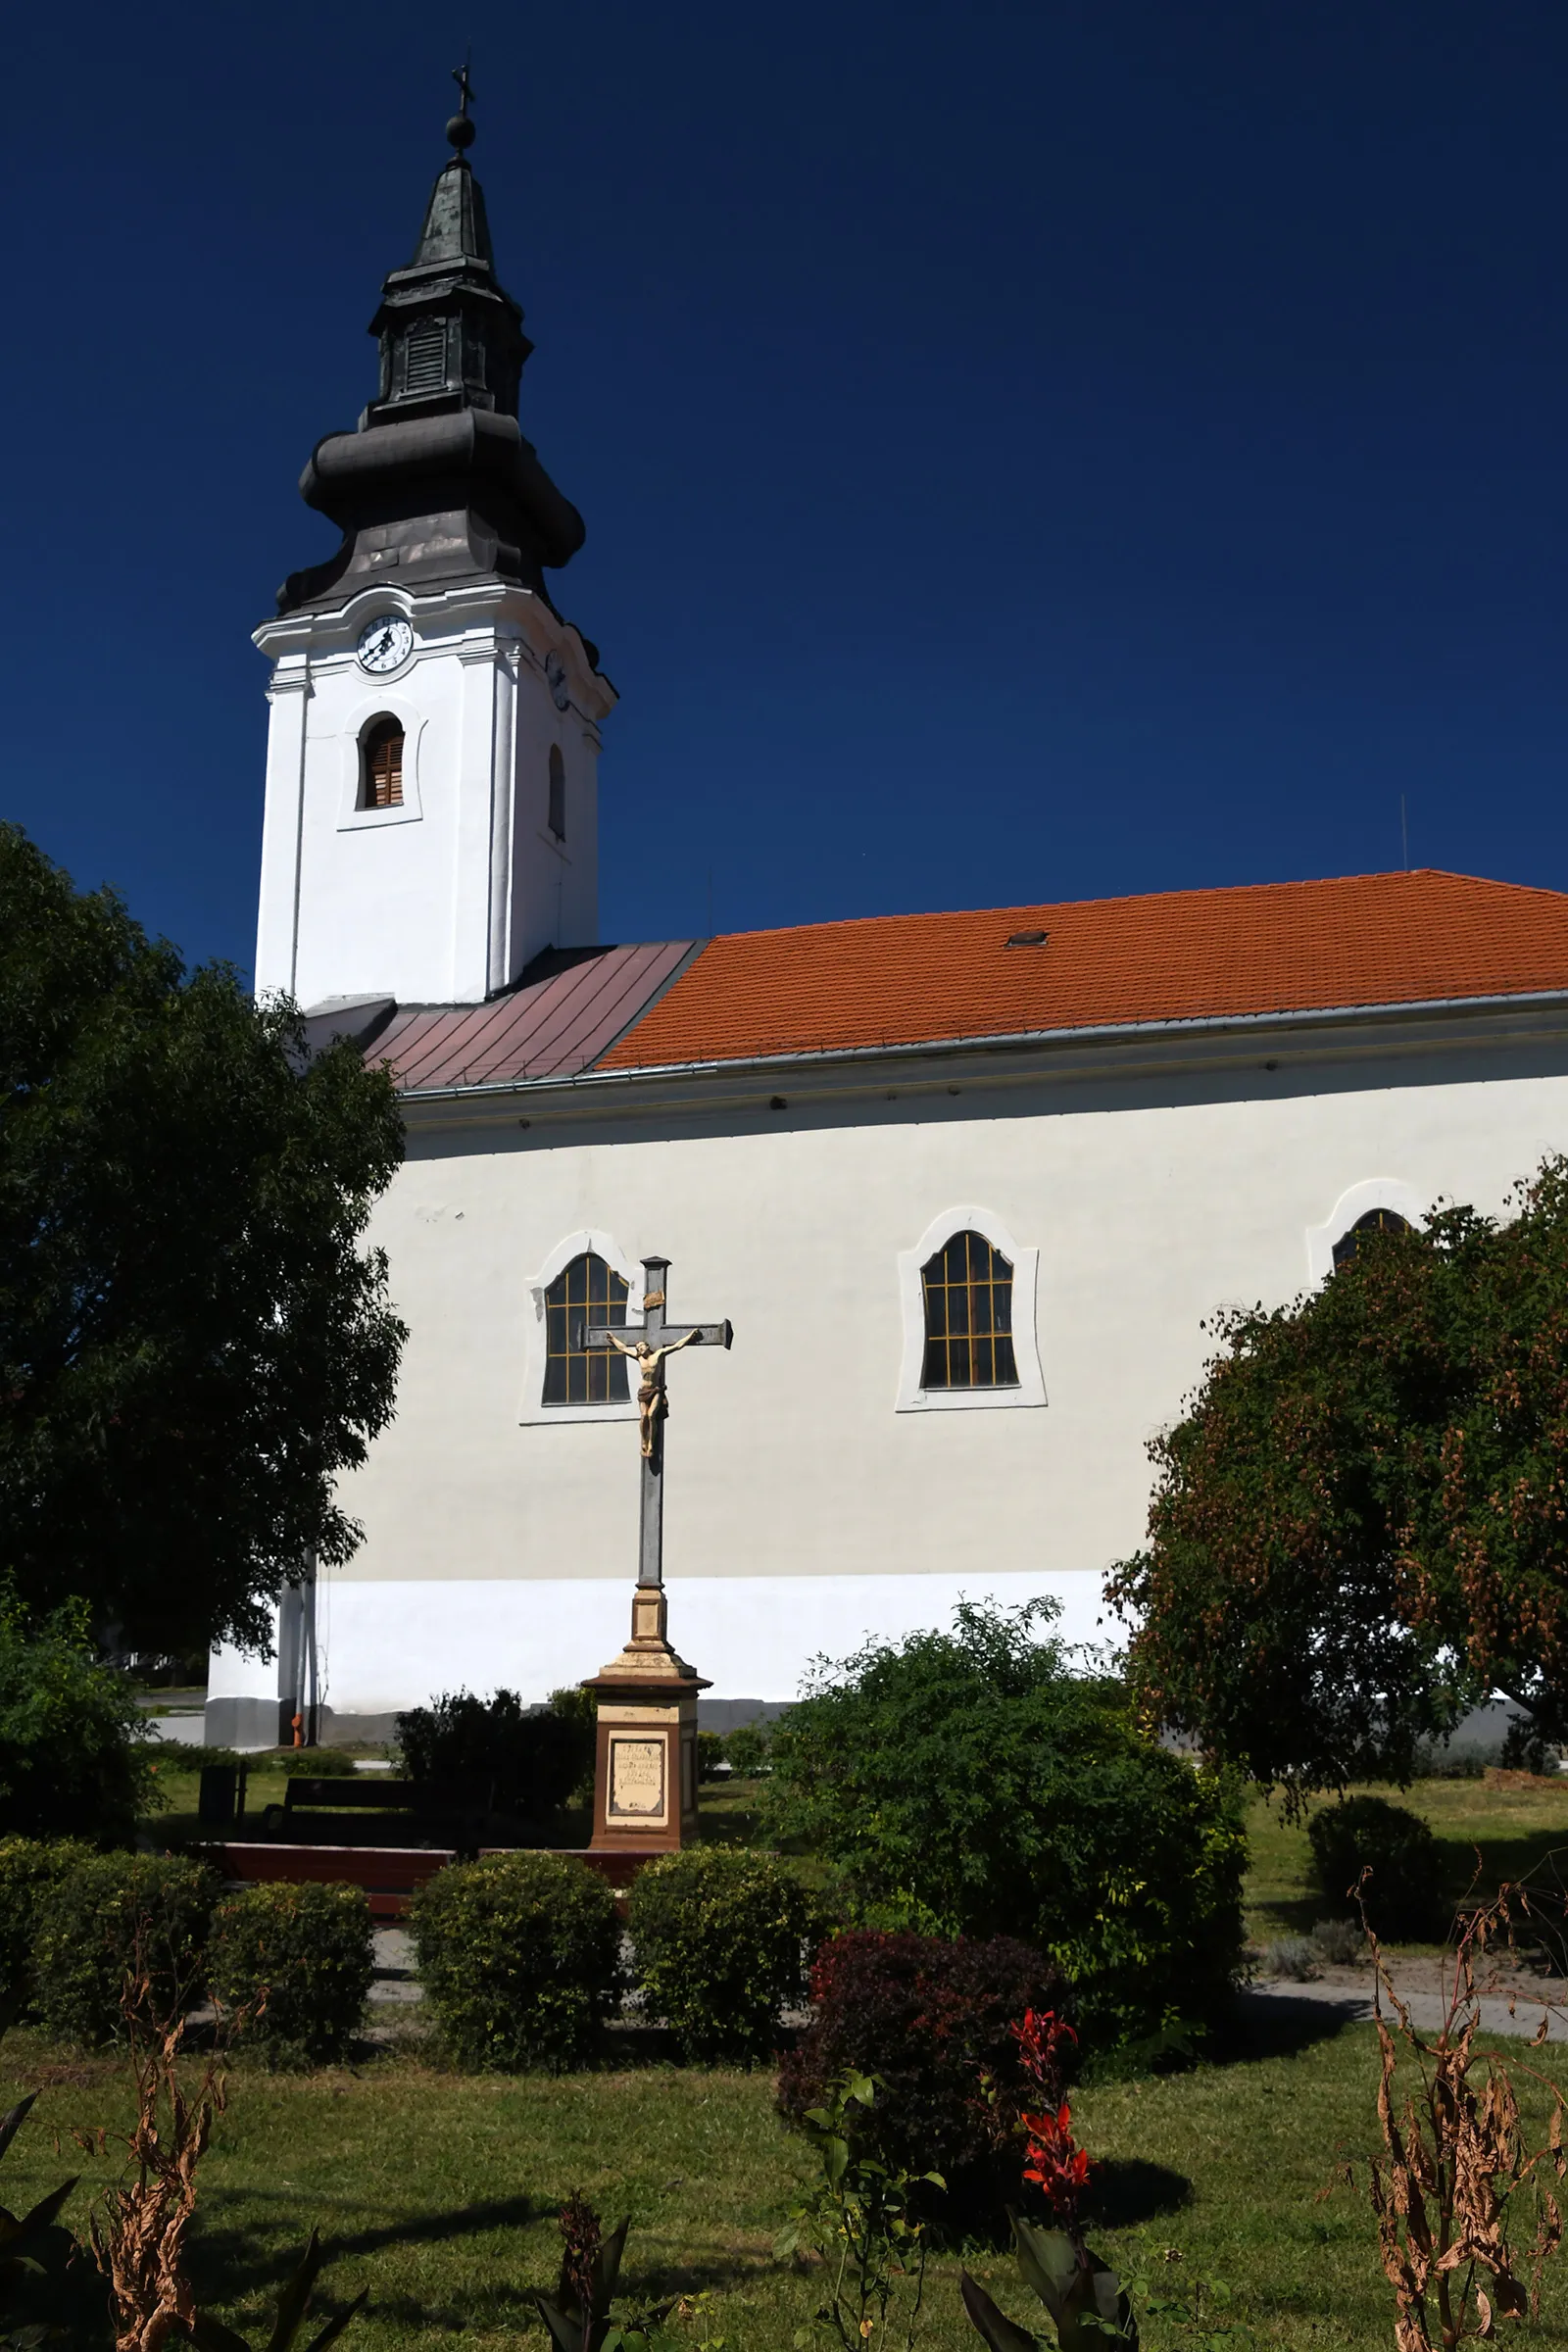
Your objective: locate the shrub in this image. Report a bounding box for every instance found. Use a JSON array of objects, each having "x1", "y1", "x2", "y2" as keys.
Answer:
[
  {"x1": 409, "y1": 1851, "x2": 620, "y2": 2069},
  {"x1": 1307, "y1": 1793, "x2": 1446, "y2": 1940},
  {"x1": 31, "y1": 1851, "x2": 219, "y2": 2044},
  {"x1": 395, "y1": 1689, "x2": 588, "y2": 1814},
  {"x1": 1309, "y1": 1915, "x2": 1366, "y2": 1966},
  {"x1": 148, "y1": 1743, "x2": 240, "y2": 1773},
  {"x1": 778, "y1": 1932, "x2": 1070, "y2": 2230},
  {"x1": 278, "y1": 1747, "x2": 359, "y2": 1778},
  {"x1": 723, "y1": 1723, "x2": 771, "y2": 1777},
  {"x1": 0, "y1": 1836, "x2": 96, "y2": 2011},
  {"x1": 208, "y1": 1881, "x2": 374, "y2": 2066},
  {"x1": 696, "y1": 1731, "x2": 727, "y2": 1781},
  {"x1": 764, "y1": 1600, "x2": 1248, "y2": 2052},
  {"x1": 0, "y1": 1596, "x2": 155, "y2": 1843},
  {"x1": 627, "y1": 1846, "x2": 817, "y2": 2063}
]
